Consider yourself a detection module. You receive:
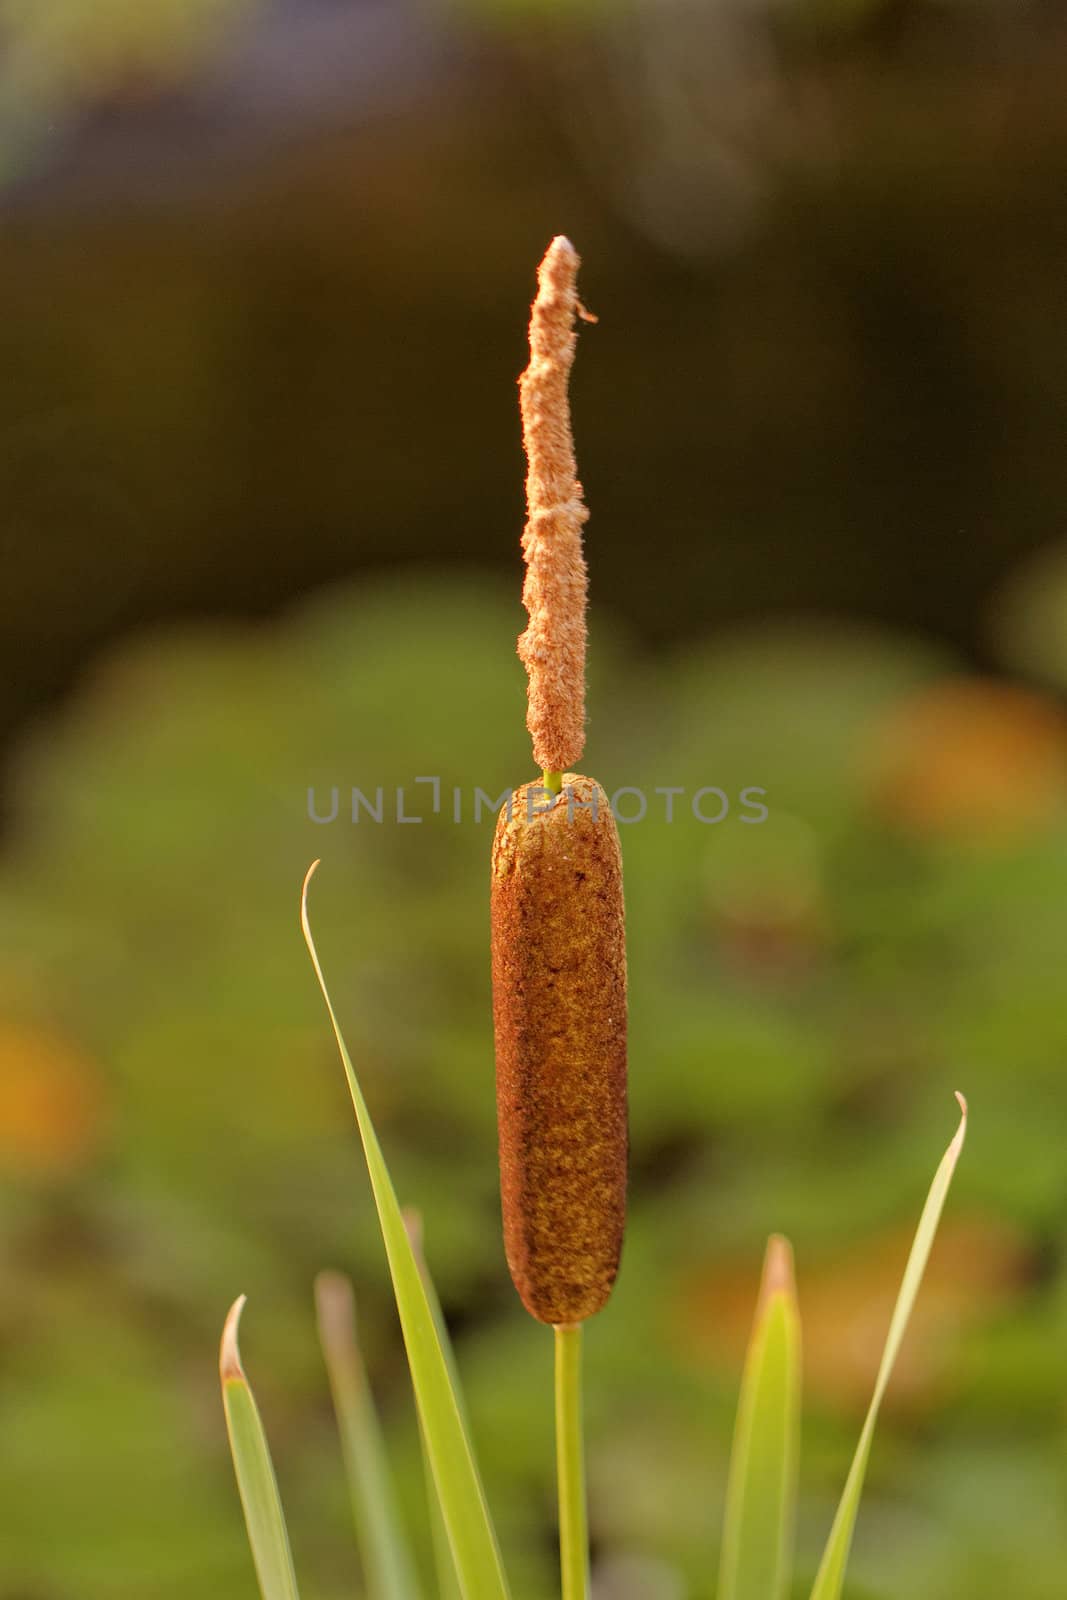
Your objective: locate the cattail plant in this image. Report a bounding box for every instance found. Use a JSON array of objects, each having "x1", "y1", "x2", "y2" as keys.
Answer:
[
  {"x1": 219, "y1": 239, "x2": 970, "y2": 1600},
  {"x1": 491, "y1": 235, "x2": 627, "y2": 1599}
]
